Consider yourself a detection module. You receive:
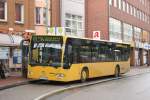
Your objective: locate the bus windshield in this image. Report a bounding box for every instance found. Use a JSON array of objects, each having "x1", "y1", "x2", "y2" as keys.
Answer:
[{"x1": 30, "y1": 36, "x2": 63, "y2": 67}]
